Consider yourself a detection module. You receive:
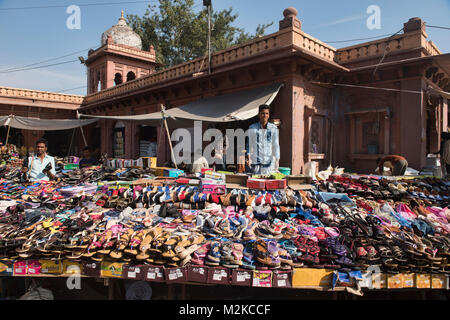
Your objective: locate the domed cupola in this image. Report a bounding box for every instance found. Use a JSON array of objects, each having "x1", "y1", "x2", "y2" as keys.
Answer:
[{"x1": 101, "y1": 10, "x2": 142, "y2": 50}]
